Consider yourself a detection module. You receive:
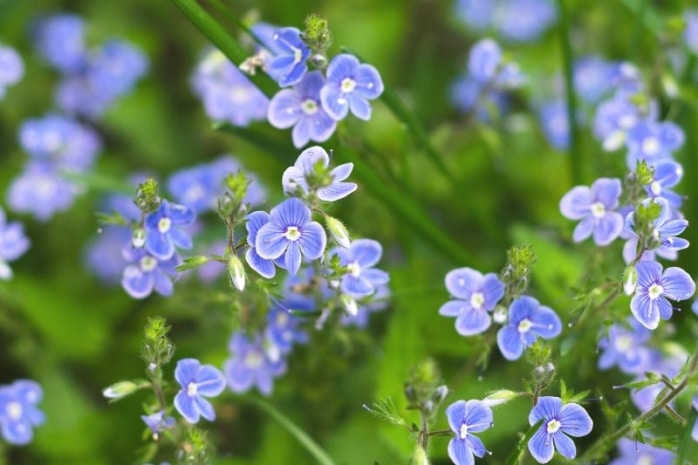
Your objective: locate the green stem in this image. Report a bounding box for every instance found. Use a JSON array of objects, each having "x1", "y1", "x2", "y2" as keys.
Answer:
[
  {"x1": 504, "y1": 419, "x2": 544, "y2": 465},
  {"x1": 249, "y1": 397, "x2": 338, "y2": 465},
  {"x1": 580, "y1": 351, "x2": 698, "y2": 462},
  {"x1": 556, "y1": 0, "x2": 583, "y2": 185}
]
